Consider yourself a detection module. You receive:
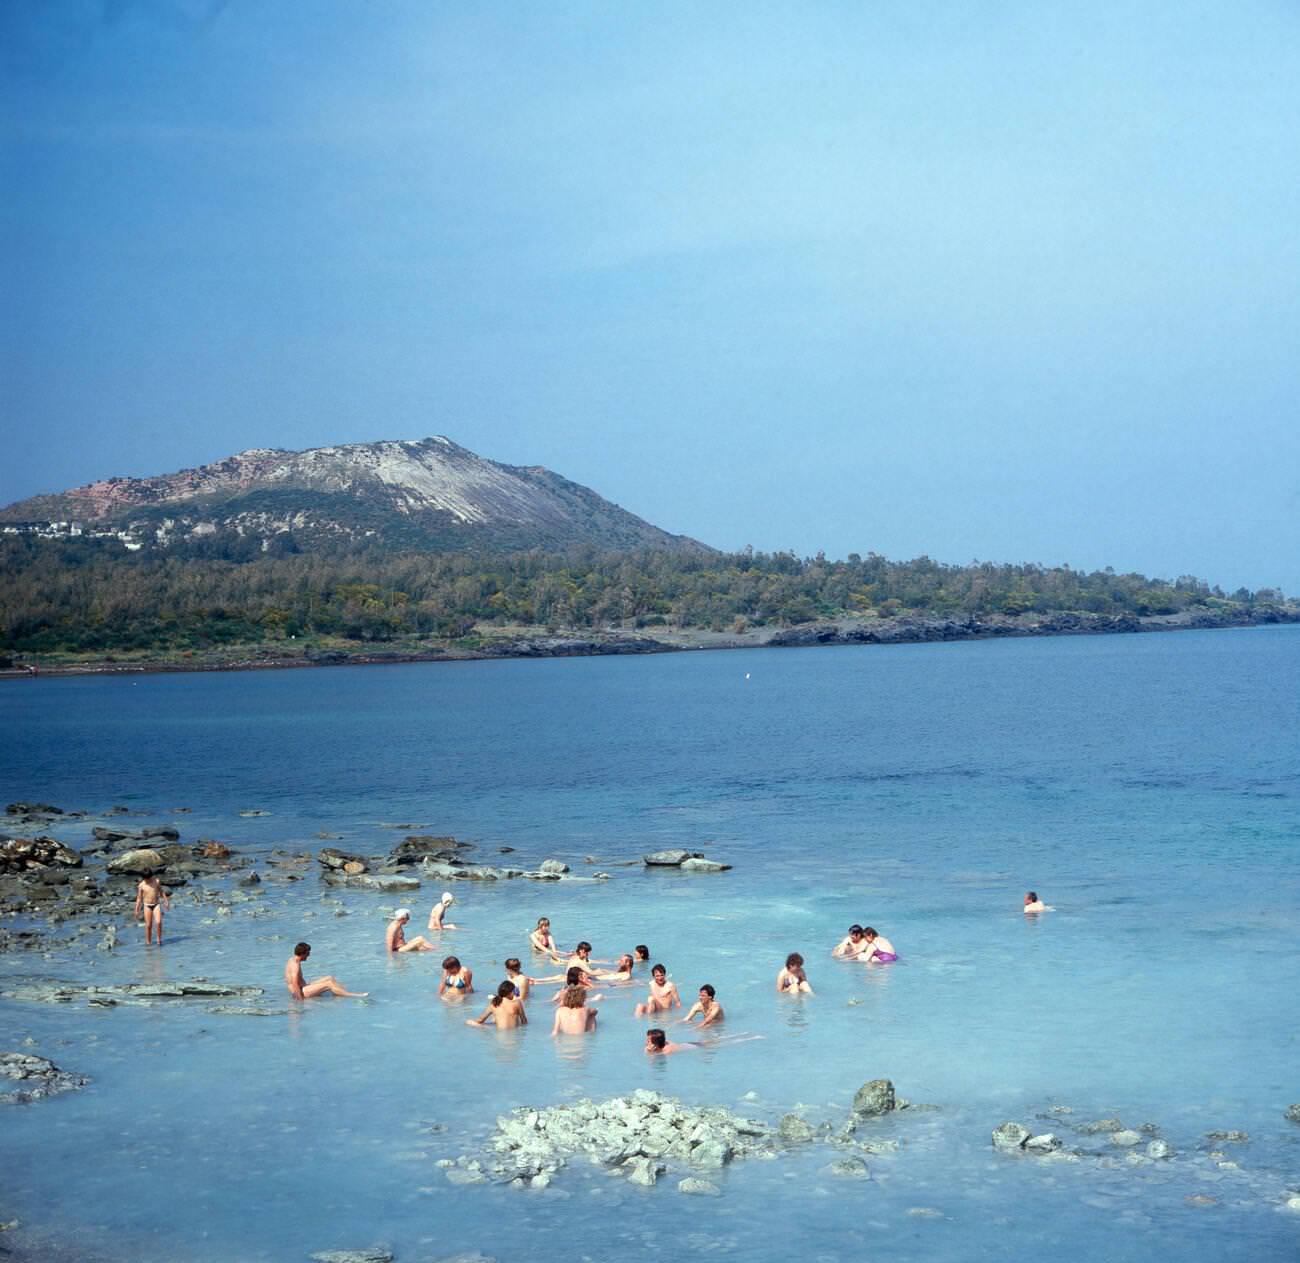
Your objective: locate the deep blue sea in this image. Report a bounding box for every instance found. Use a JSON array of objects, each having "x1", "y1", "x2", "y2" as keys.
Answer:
[{"x1": 2, "y1": 627, "x2": 1298, "y2": 1262}]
